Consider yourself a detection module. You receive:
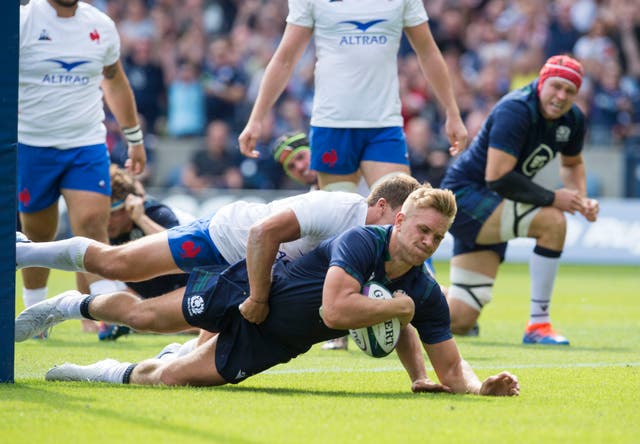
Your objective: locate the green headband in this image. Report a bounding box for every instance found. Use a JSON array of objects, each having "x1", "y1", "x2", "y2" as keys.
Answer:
[{"x1": 273, "y1": 133, "x2": 309, "y2": 165}]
